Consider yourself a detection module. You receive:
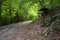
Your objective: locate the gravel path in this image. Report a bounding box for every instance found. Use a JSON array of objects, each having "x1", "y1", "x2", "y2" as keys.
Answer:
[{"x1": 0, "y1": 21, "x2": 32, "y2": 40}]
